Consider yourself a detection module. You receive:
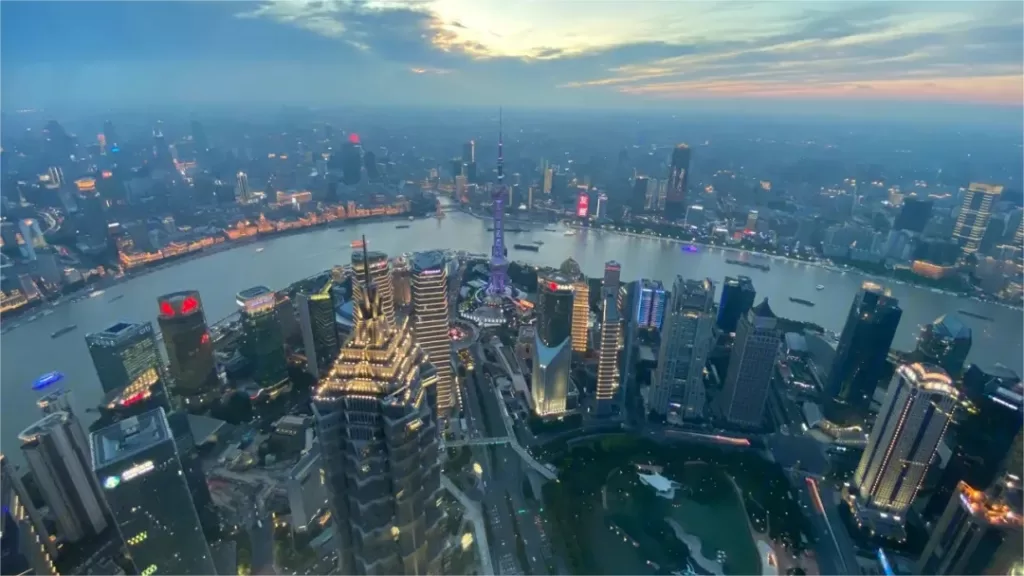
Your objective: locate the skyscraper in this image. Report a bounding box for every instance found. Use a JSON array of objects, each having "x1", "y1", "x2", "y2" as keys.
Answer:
[
  {"x1": 717, "y1": 275, "x2": 756, "y2": 334},
  {"x1": 634, "y1": 279, "x2": 667, "y2": 330},
  {"x1": 914, "y1": 314, "x2": 972, "y2": 378},
  {"x1": 411, "y1": 250, "x2": 454, "y2": 418},
  {"x1": 487, "y1": 112, "x2": 510, "y2": 297},
  {"x1": 341, "y1": 138, "x2": 363, "y2": 185},
  {"x1": 893, "y1": 196, "x2": 933, "y2": 233},
  {"x1": 594, "y1": 292, "x2": 621, "y2": 416},
  {"x1": 352, "y1": 249, "x2": 396, "y2": 326},
  {"x1": 602, "y1": 260, "x2": 621, "y2": 299},
  {"x1": 560, "y1": 258, "x2": 589, "y2": 353},
  {"x1": 533, "y1": 272, "x2": 574, "y2": 416},
  {"x1": 462, "y1": 140, "x2": 476, "y2": 183},
  {"x1": 157, "y1": 291, "x2": 219, "y2": 410},
  {"x1": 237, "y1": 286, "x2": 289, "y2": 389},
  {"x1": 297, "y1": 280, "x2": 340, "y2": 380},
  {"x1": 651, "y1": 277, "x2": 715, "y2": 421},
  {"x1": 91, "y1": 408, "x2": 216, "y2": 575},
  {"x1": 718, "y1": 299, "x2": 780, "y2": 428},
  {"x1": 19, "y1": 412, "x2": 108, "y2": 543},
  {"x1": 825, "y1": 282, "x2": 902, "y2": 426},
  {"x1": 312, "y1": 250, "x2": 444, "y2": 574},
  {"x1": 235, "y1": 171, "x2": 251, "y2": 203},
  {"x1": 631, "y1": 176, "x2": 649, "y2": 214},
  {"x1": 917, "y1": 481, "x2": 1023, "y2": 575},
  {"x1": 953, "y1": 182, "x2": 1003, "y2": 255},
  {"x1": 1, "y1": 454, "x2": 58, "y2": 575},
  {"x1": 391, "y1": 256, "x2": 413, "y2": 308},
  {"x1": 665, "y1": 144, "x2": 691, "y2": 219},
  {"x1": 86, "y1": 321, "x2": 164, "y2": 395},
  {"x1": 850, "y1": 363, "x2": 958, "y2": 536}
]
